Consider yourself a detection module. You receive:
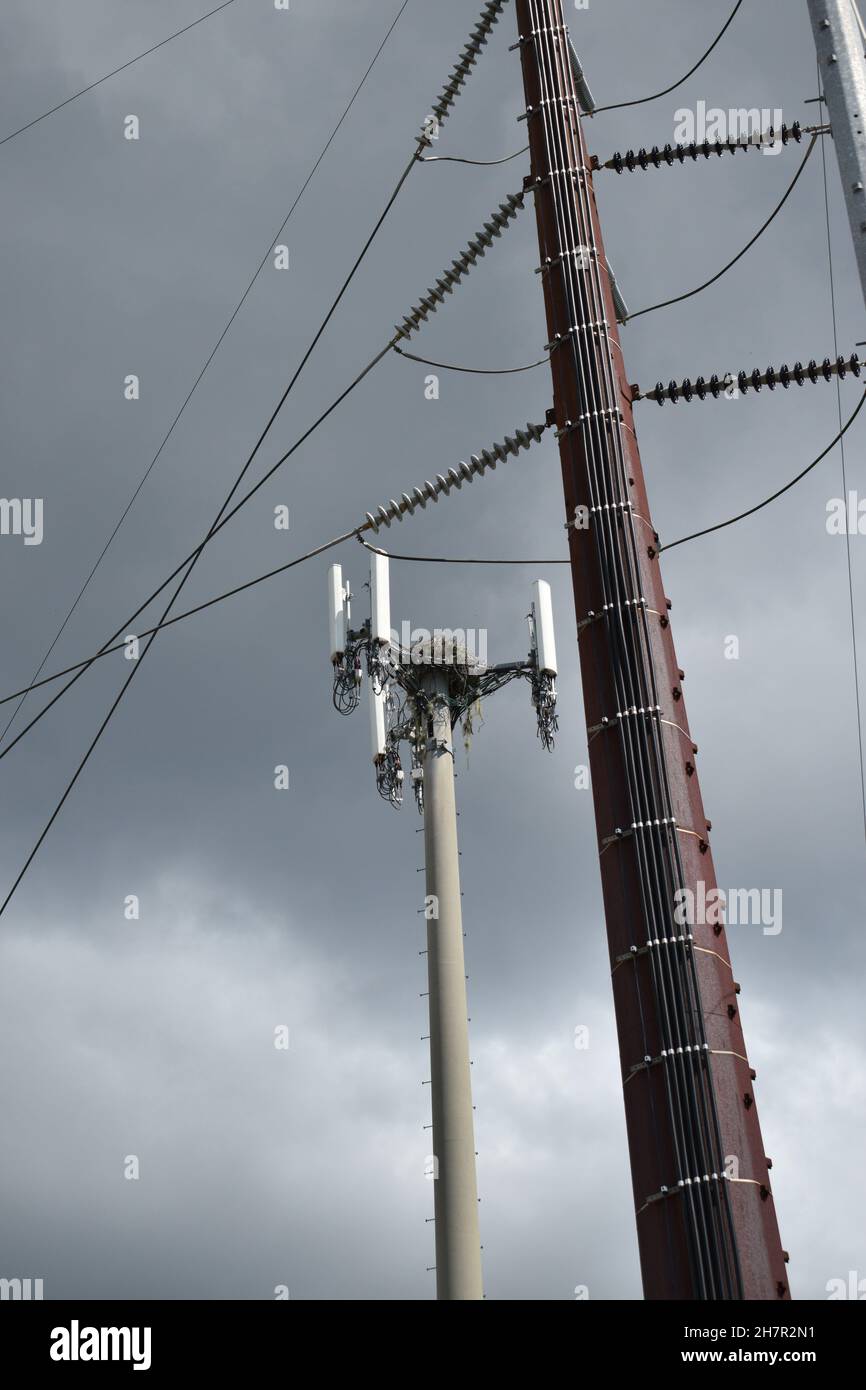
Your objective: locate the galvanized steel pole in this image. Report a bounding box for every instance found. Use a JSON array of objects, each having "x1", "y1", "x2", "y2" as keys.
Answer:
[
  {"x1": 808, "y1": 0, "x2": 866, "y2": 311},
  {"x1": 422, "y1": 669, "x2": 483, "y2": 1300}
]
